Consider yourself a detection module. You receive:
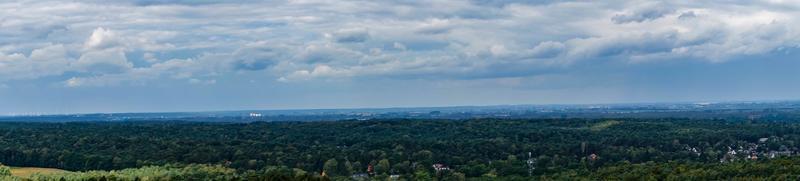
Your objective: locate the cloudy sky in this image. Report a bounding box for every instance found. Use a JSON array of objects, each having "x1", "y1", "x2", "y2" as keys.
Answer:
[{"x1": 1, "y1": 0, "x2": 800, "y2": 114}]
